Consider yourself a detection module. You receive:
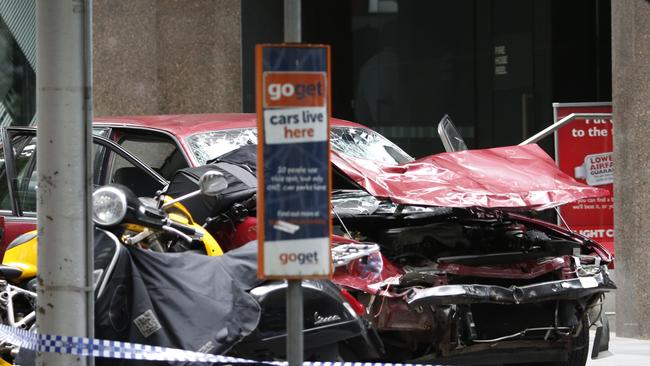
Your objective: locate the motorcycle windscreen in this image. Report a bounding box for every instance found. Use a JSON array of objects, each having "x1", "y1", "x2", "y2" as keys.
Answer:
[
  {"x1": 331, "y1": 144, "x2": 608, "y2": 210},
  {"x1": 94, "y1": 242, "x2": 261, "y2": 365}
]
